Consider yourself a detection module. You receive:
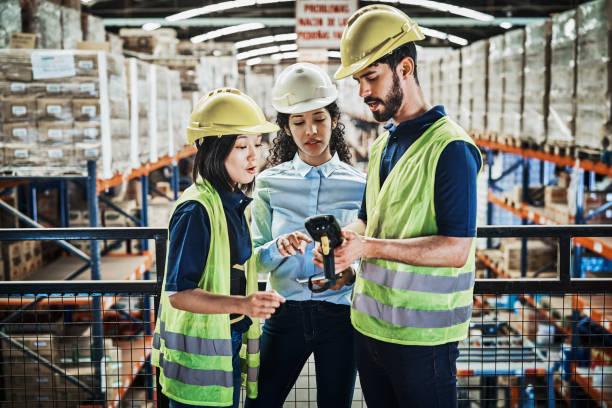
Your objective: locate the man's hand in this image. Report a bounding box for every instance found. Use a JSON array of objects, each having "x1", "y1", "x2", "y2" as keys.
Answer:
[
  {"x1": 276, "y1": 231, "x2": 312, "y2": 257},
  {"x1": 240, "y1": 291, "x2": 285, "y2": 319},
  {"x1": 312, "y1": 229, "x2": 366, "y2": 272}
]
